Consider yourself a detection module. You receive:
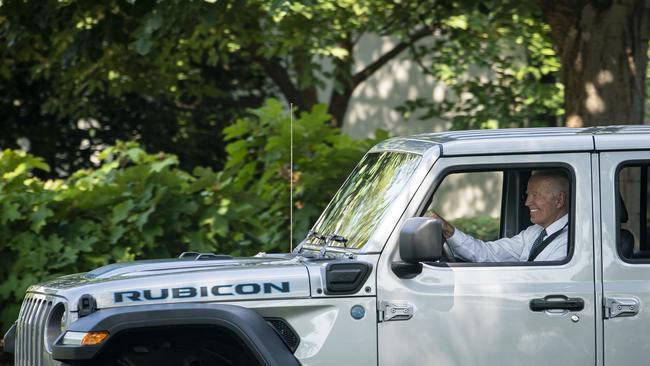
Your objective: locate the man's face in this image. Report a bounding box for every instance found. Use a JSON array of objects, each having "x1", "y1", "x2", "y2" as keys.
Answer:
[{"x1": 525, "y1": 176, "x2": 566, "y2": 228}]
